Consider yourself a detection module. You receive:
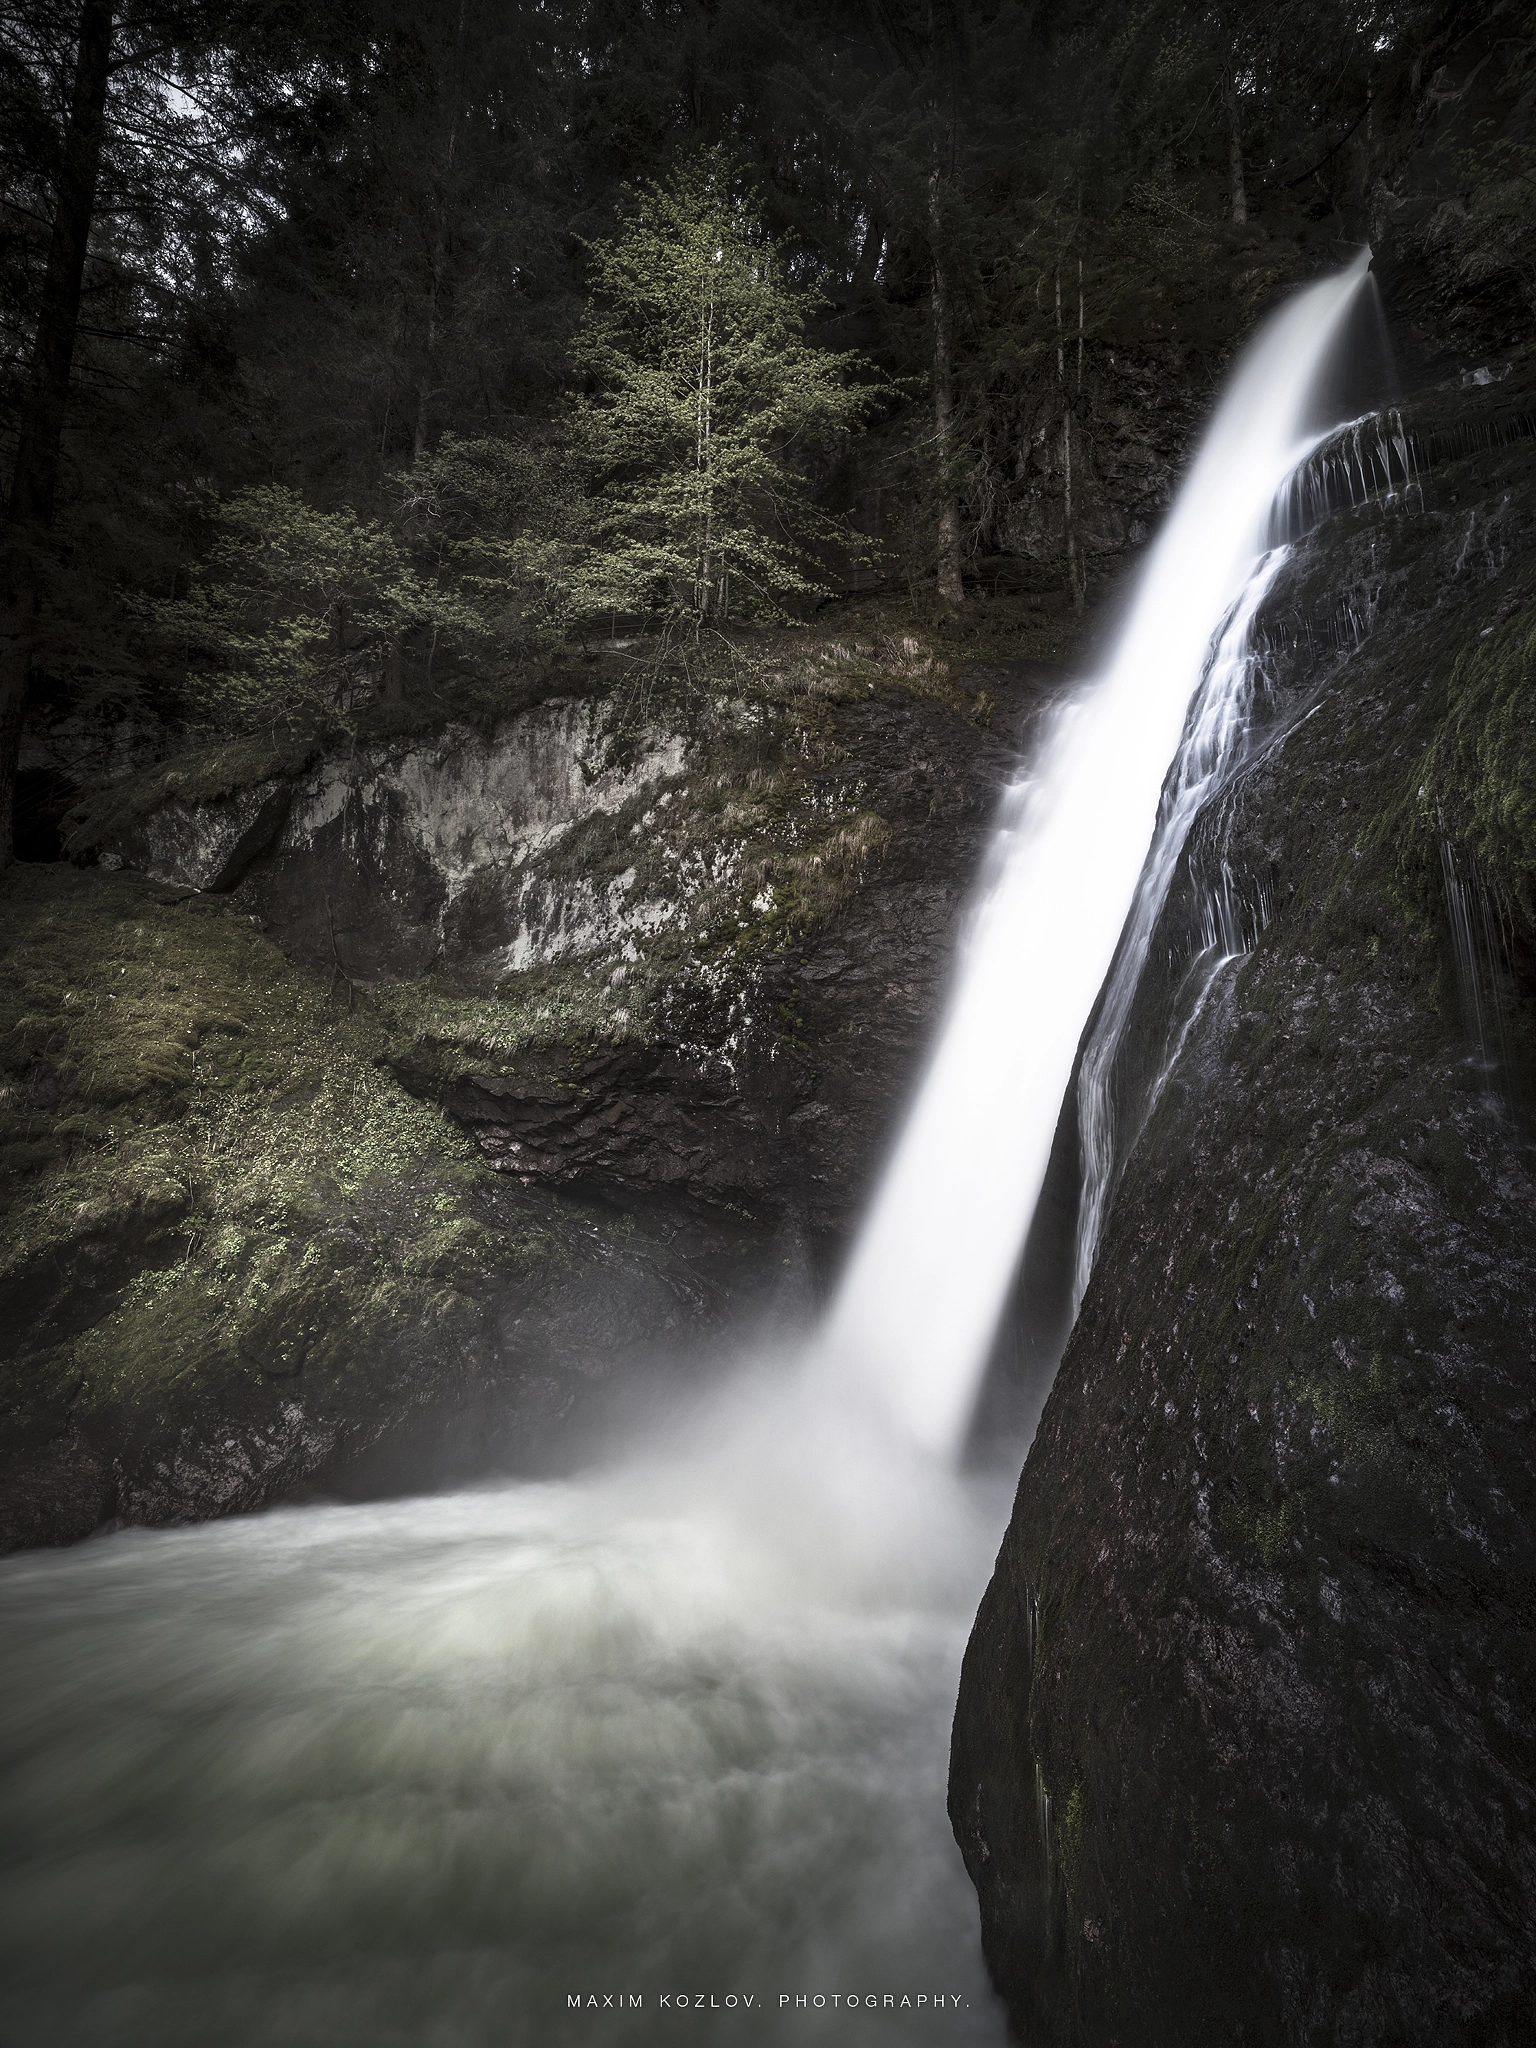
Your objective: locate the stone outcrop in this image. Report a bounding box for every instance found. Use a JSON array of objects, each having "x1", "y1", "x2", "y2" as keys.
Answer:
[
  {"x1": 4, "y1": 642, "x2": 1061, "y2": 1550},
  {"x1": 80, "y1": 697, "x2": 689, "y2": 976},
  {"x1": 949, "y1": 336, "x2": 1536, "y2": 2040}
]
